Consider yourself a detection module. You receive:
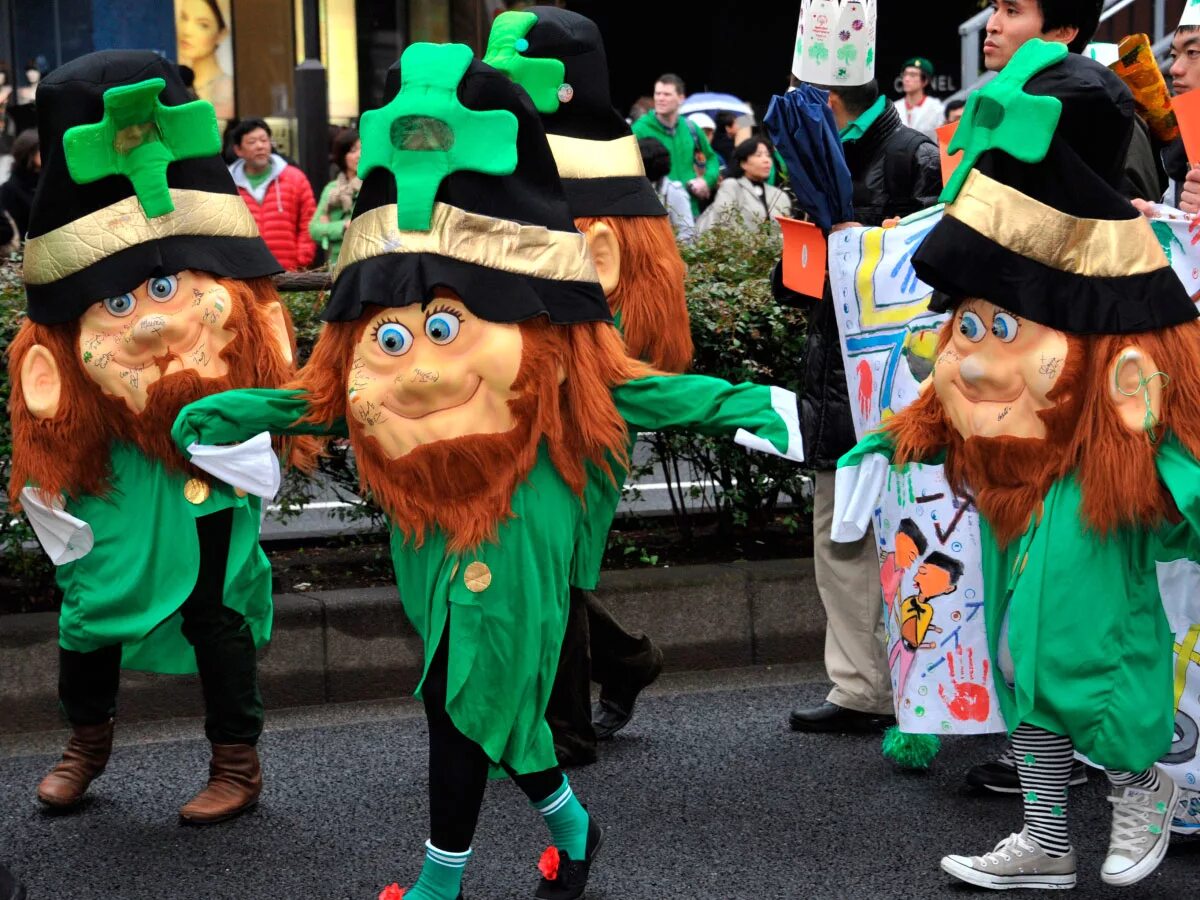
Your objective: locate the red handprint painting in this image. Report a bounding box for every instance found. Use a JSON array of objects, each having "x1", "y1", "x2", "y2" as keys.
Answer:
[
  {"x1": 856, "y1": 359, "x2": 873, "y2": 419},
  {"x1": 938, "y1": 645, "x2": 991, "y2": 722}
]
